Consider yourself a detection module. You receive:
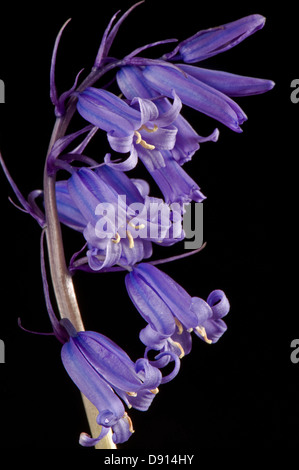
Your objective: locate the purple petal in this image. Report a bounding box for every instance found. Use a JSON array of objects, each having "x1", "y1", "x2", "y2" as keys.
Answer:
[
  {"x1": 129, "y1": 390, "x2": 157, "y2": 412},
  {"x1": 117, "y1": 65, "x2": 158, "y2": 100},
  {"x1": 137, "y1": 147, "x2": 166, "y2": 172},
  {"x1": 171, "y1": 328, "x2": 193, "y2": 356},
  {"x1": 112, "y1": 414, "x2": 134, "y2": 444},
  {"x1": 207, "y1": 289, "x2": 230, "y2": 319},
  {"x1": 190, "y1": 297, "x2": 213, "y2": 324},
  {"x1": 139, "y1": 324, "x2": 171, "y2": 350},
  {"x1": 77, "y1": 88, "x2": 140, "y2": 146},
  {"x1": 142, "y1": 65, "x2": 247, "y2": 132},
  {"x1": 141, "y1": 196, "x2": 174, "y2": 242},
  {"x1": 140, "y1": 126, "x2": 178, "y2": 150},
  {"x1": 61, "y1": 337, "x2": 125, "y2": 427},
  {"x1": 73, "y1": 331, "x2": 144, "y2": 392},
  {"x1": 153, "y1": 98, "x2": 218, "y2": 163},
  {"x1": 193, "y1": 290, "x2": 230, "y2": 343},
  {"x1": 116, "y1": 386, "x2": 156, "y2": 412},
  {"x1": 169, "y1": 14, "x2": 266, "y2": 63},
  {"x1": 125, "y1": 269, "x2": 176, "y2": 336},
  {"x1": 55, "y1": 180, "x2": 87, "y2": 231},
  {"x1": 179, "y1": 64, "x2": 275, "y2": 97},
  {"x1": 104, "y1": 145, "x2": 138, "y2": 169},
  {"x1": 79, "y1": 427, "x2": 110, "y2": 447},
  {"x1": 196, "y1": 318, "x2": 227, "y2": 343},
  {"x1": 155, "y1": 351, "x2": 181, "y2": 384},
  {"x1": 67, "y1": 167, "x2": 120, "y2": 226},
  {"x1": 131, "y1": 96, "x2": 159, "y2": 125},
  {"x1": 86, "y1": 239, "x2": 122, "y2": 271},
  {"x1": 94, "y1": 164, "x2": 144, "y2": 204},
  {"x1": 135, "y1": 357, "x2": 162, "y2": 389},
  {"x1": 117, "y1": 66, "x2": 218, "y2": 160},
  {"x1": 171, "y1": 115, "x2": 219, "y2": 165},
  {"x1": 146, "y1": 150, "x2": 206, "y2": 205},
  {"x1": 117, "y1": 66, "x2": 182, "y2": 128},
  {"x1": 132, "y1": 263, "x2": 199, "y2": 329},
  {"x1": 119, "y1": 237, "x2": 152, "y2": 267},
  {"x1": 131, "y1": 178, "x2": 150, "y2": 198},
  {"x1": 153, "y1": 90, "x2": 182, "y2": 127}
]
